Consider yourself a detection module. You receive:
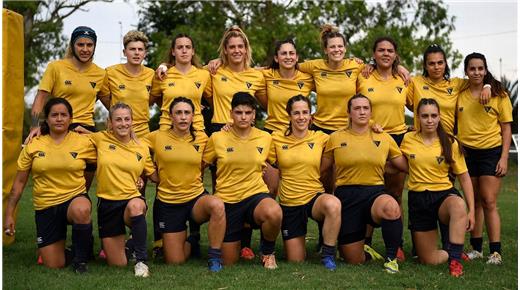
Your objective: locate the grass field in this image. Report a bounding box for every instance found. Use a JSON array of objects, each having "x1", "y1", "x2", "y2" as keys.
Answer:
[{"x1": 3, "y1": 160, "x2": 517, "y2": 289}]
